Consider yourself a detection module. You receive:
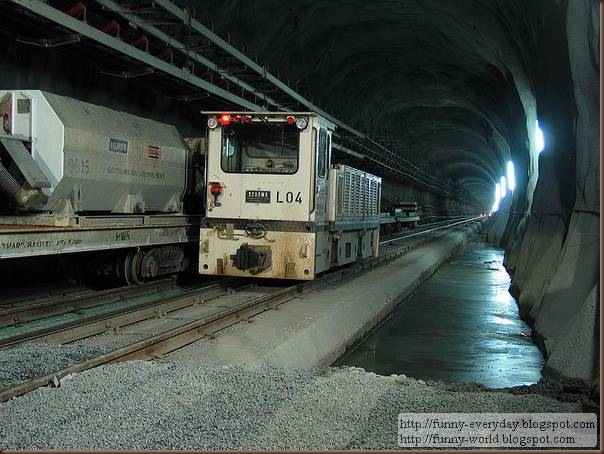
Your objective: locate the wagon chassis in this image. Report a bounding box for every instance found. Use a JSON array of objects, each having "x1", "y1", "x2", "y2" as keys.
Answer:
[{"x1": 0, "y1": 214, "x2": 200, "y2": 260}]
